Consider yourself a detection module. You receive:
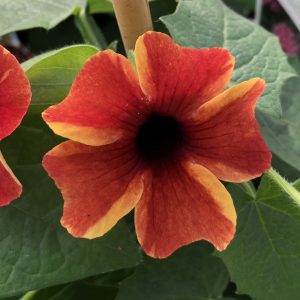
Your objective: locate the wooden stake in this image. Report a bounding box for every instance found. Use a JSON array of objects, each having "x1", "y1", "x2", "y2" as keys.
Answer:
[{"x1": 112, "y1": 0, "x2": 153, "y2": 53}]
